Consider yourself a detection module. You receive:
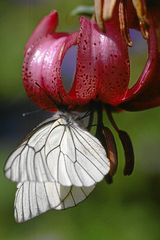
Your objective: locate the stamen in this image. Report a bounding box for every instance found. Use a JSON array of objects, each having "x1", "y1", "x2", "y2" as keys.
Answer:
[
  {"x1": 86, "y1": 111, "x2": 94, "y2": 131},
  {"x1": 105, "y1": 108, "x2": 119, "y2": 132},
  {"x1": 119, "y1": 1, "x2": 133, "y2": 47},
  {"x1": 118, "y1": 130, "x2": 135, "y2": 176},
  {"x1": 106, "y1": 108, "x2": 135, "y2": 176},
  {"x1": 132, "y1": 0, "x2": 149, "y2": 39},
  {"x1": 96, "y1": 105, "x2": 118, "y2": 184},
  {"x1": 102, "y1": 0, "x2": 117, "y2": 20},
  {"x1": 103, "y1": 127, "x2": 118, "y2": 183},
  {"x1": 94, "y1": 0, "x2": 105, "y2": 31}
]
